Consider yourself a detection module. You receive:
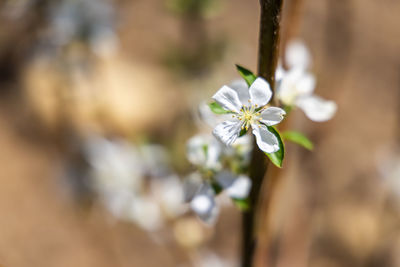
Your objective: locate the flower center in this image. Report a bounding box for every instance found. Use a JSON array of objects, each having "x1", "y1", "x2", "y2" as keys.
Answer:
[{"x1": 233, "y1": 103, "x2": 262, "y2": 131}]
